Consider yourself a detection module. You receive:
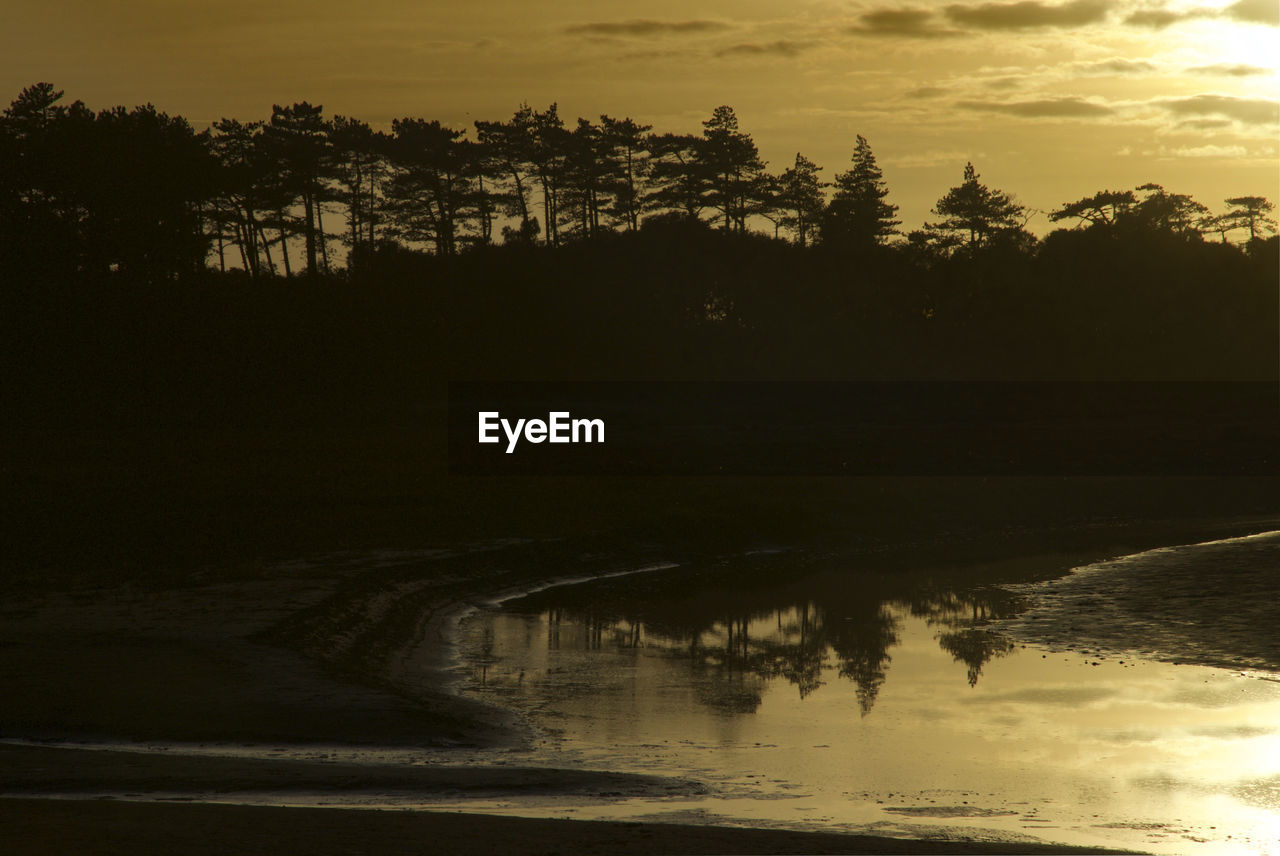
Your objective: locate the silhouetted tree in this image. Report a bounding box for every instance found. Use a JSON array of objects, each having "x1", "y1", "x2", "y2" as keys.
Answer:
[
  {"x1": 774, "y1": 153, "x2": 825, "y2": 247},
  {"x1": 474, "y1": 105, "x2": 537, "y2": 244},
  {"x1": 0, "y1": 83, "x2": 90, "y2": 268},
  {"x1": 1048, "y1": 189, "x2": 1137, "y2": 229},
  {"x1": 1132, "y1": 183, "x2": 1208, "y2": 240},
  {"x1": 528, "y1": 104, "x2": 571, "y2": 247},
  {"x1": 385, "y1": 118, "x2": 471, "y2": 256},
  {"x1": 926, "y1": 162, "x2": 1025, "y2": 251},
  {"x1": 328, "y1": 115, "x2": 387, "y2": 268},
  {"x1": 821, "y1": 135, "x2": 898, "y2": 249},
  {"x1": 646, "y1": 132, "x2": 706, "y2": 222},
  {"x1": 1222, "y1": 195, "x2": 1277, "y2": 242},
  {"x1": 559, "y1": 118, "x2": 609, "y2": 240},
  {"x1": 267, "y1": 102, "x2": 332, "y2": 276},
  {"x1": 699, "y1": 106, "x2": 765, "y2": 232},
  {"x1": 88, "y1": 103, "x2": 213, "y2": 278},
  {"x1": 460, "y1": 138, "x2": 497, "y2": 248},
  {"x1": 4, "y1": 86, "x2": 212, "y2": 279},
  {"x1": 210, "y1": 118, "x2": 275, "y2": 275},
  {"x1": 600, "y1": 115, "x2": 651, "y2": 231}
]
